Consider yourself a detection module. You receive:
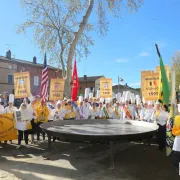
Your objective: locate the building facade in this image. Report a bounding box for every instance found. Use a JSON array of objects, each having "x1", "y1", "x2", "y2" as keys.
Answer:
[
  {"x1": 78, "y1": 76, "x2": 104, "y2": 96},
  {"x1": 0, "y1": 50, "x2": 62, "y2": 95}
]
